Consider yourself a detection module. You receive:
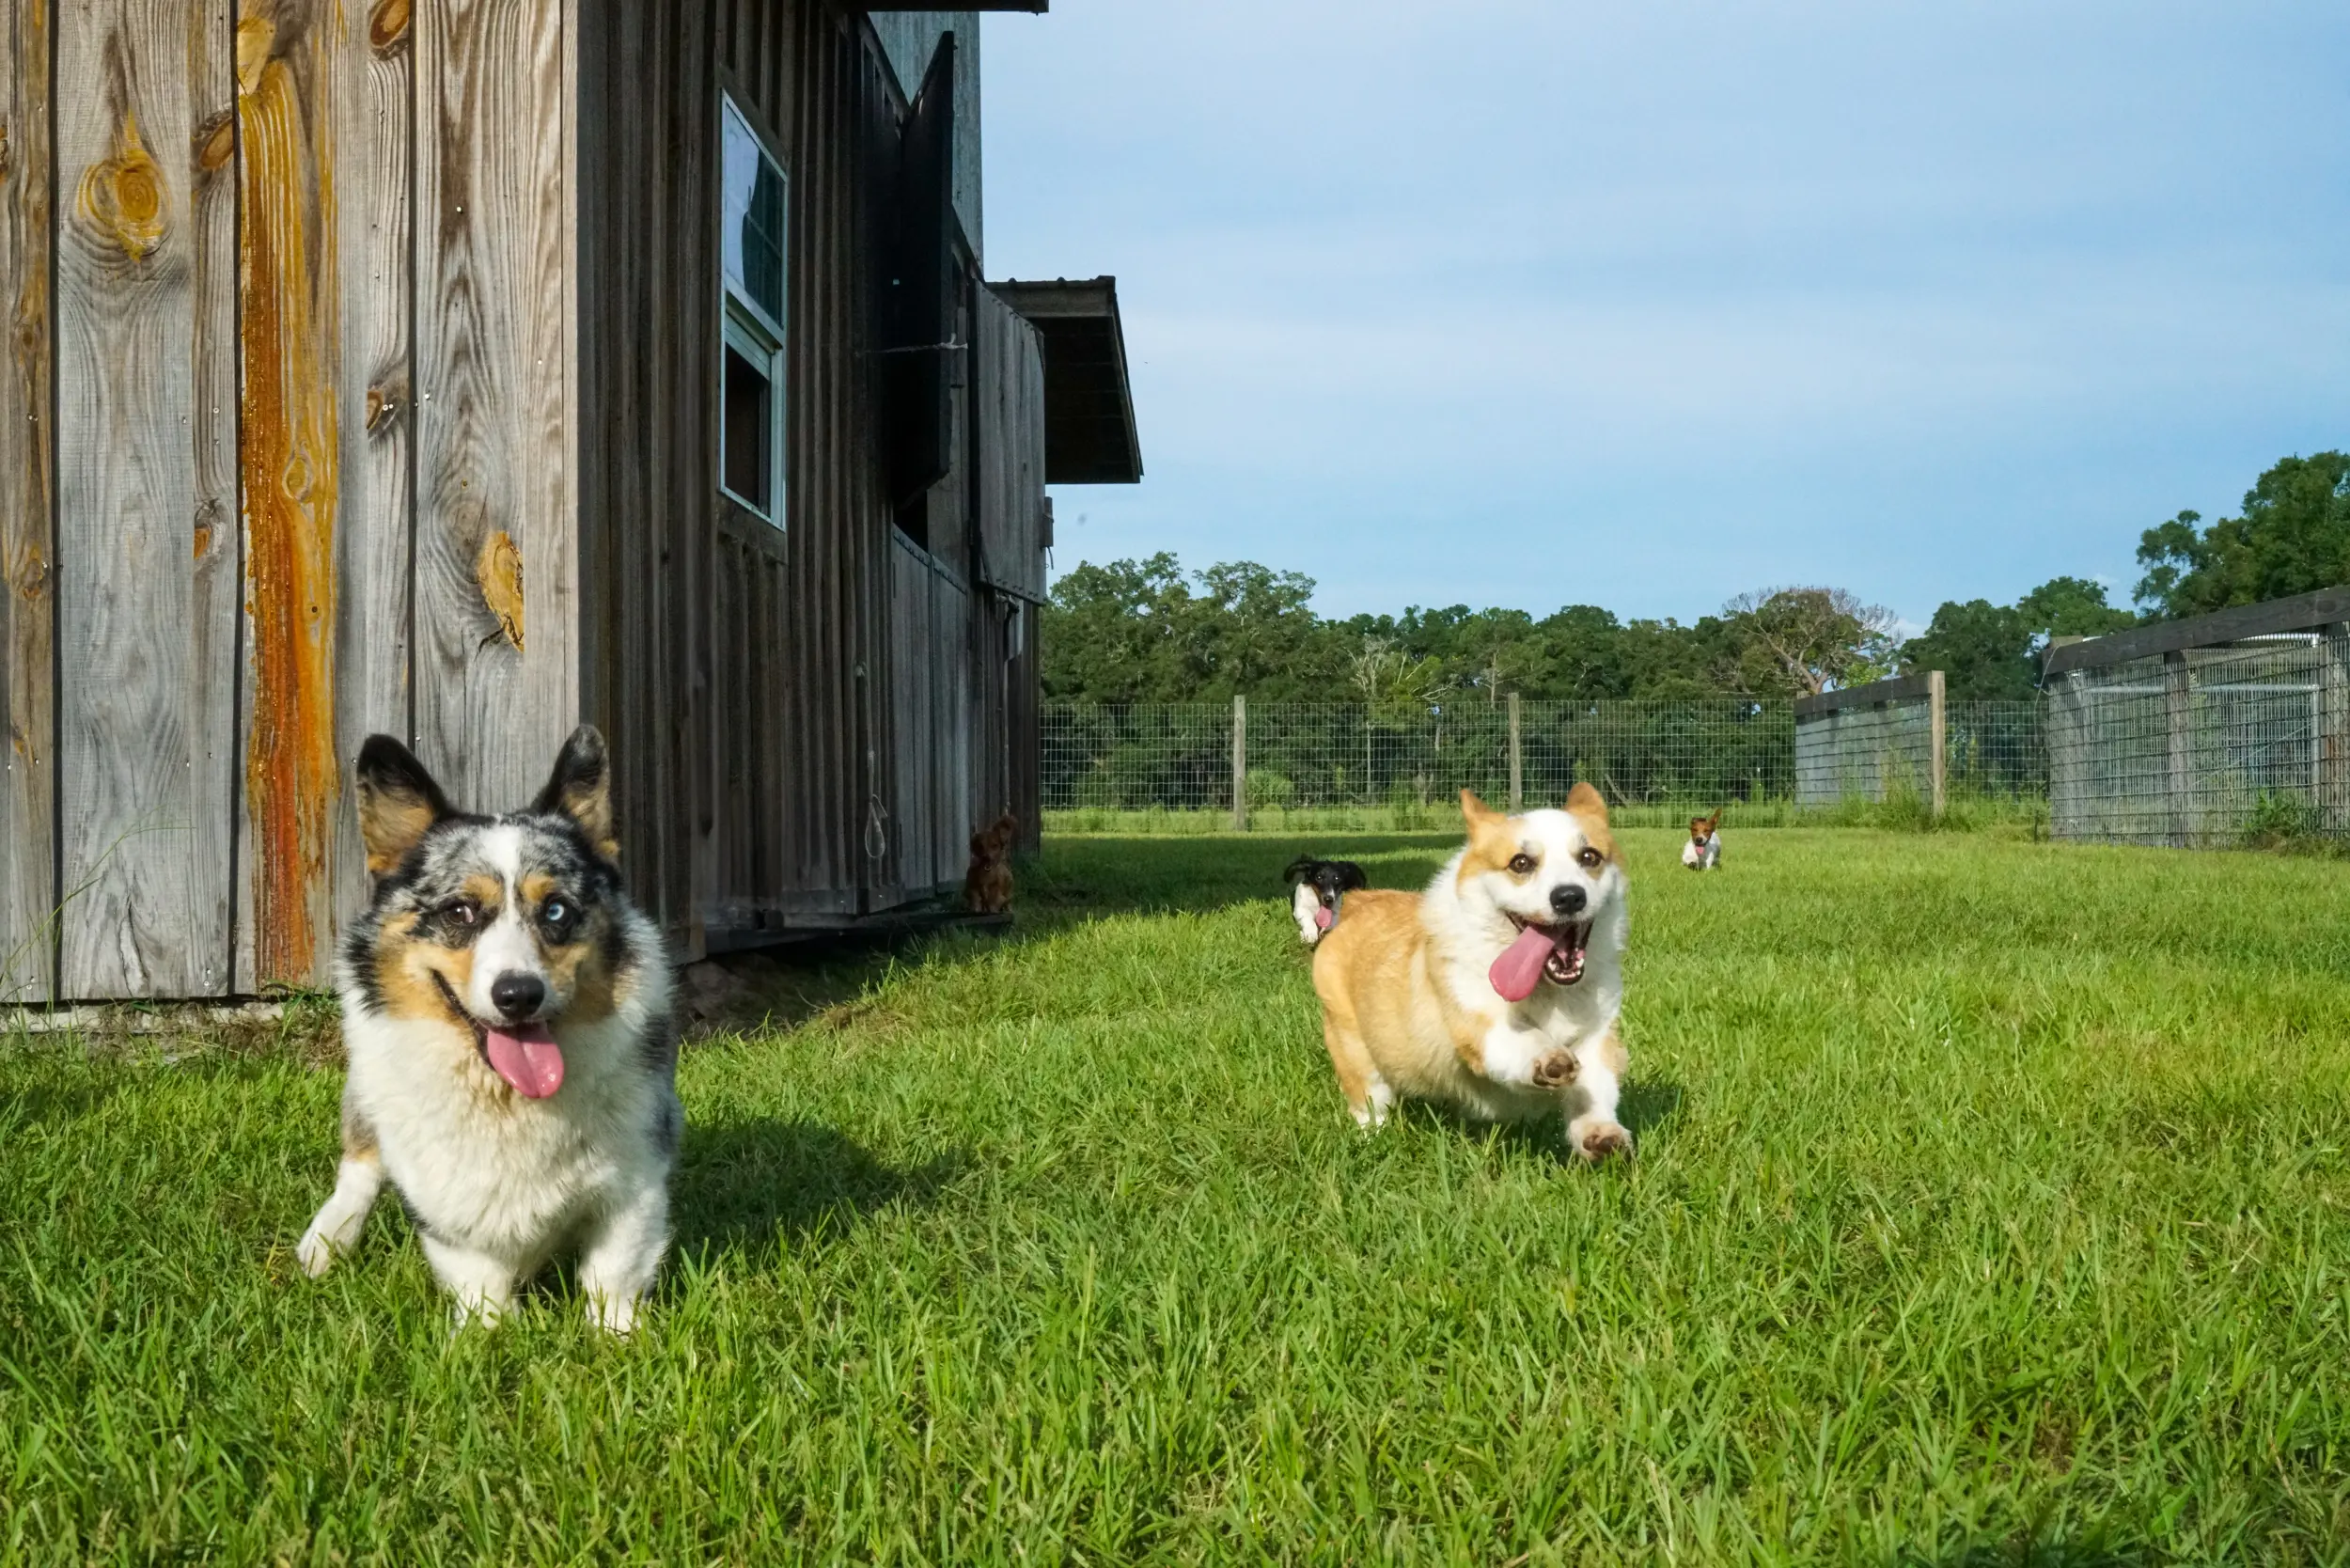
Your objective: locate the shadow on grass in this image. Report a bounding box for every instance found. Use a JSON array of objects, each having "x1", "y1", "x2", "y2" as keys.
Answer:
[
  {"x1": 1382, "y1": 1076, "x2": 1686, "y2": 1165},
  {"x1": 671, "y1": 1117, "x2": 964, "y2": 1267},
  {"x1": 1899, "y1": 1536, "x2": 2154, "y2": 1568},
  {"x1": 1621, "y1": 1077, "x2": 1684, "y2": 1138}
]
